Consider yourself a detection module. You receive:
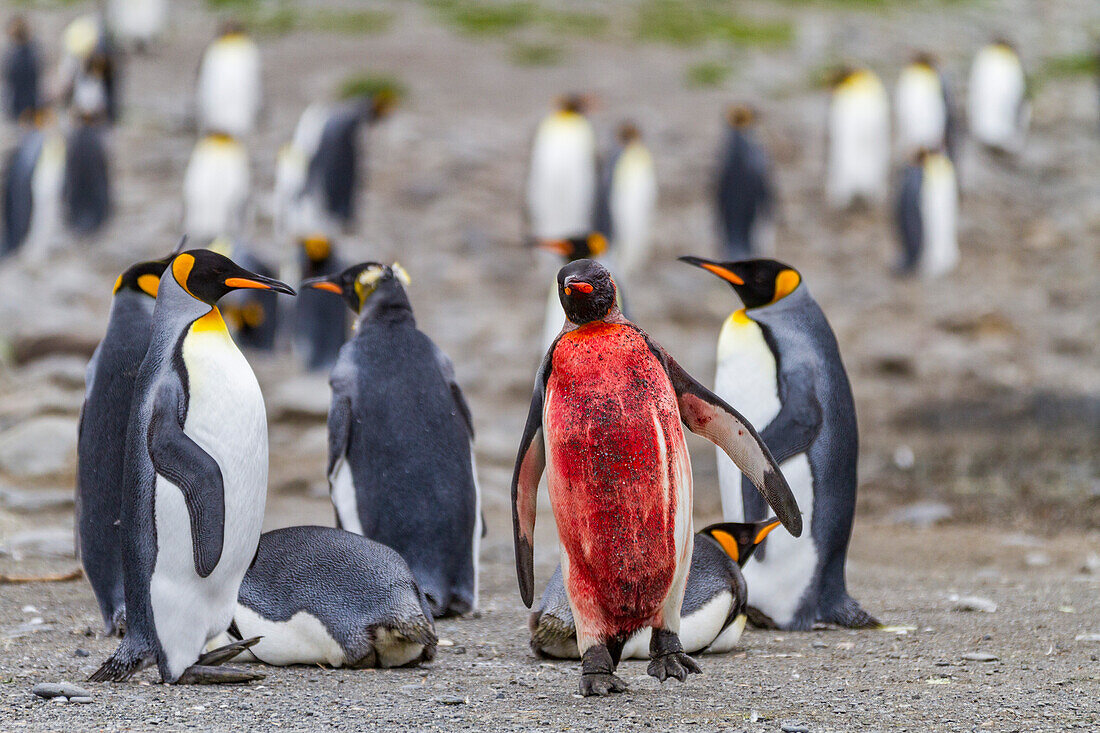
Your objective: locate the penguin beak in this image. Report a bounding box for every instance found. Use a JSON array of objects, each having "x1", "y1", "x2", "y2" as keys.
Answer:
[
  {"x1": 225, "y1": 272, "x2": 296, "y2": 296},
  {"x1": 539, "y1": 239, "x2": 573, "y2": 257},
  {"x1": 302, "y1": 276, "x2": 342, "y2": 295},
  {"x1": 678, "y1": 256, "x2": 744, "y2": 285},
  {"x1": 562, "y1": 277, "x2": 593, "y2": 297}
]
